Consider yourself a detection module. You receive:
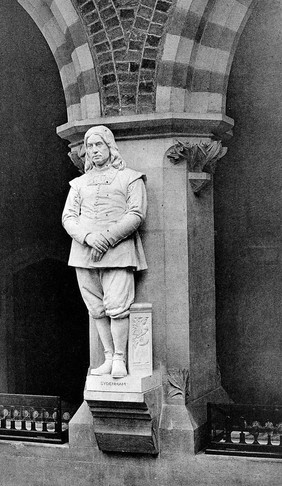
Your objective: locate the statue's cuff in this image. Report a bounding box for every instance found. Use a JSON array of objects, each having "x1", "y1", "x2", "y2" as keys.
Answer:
[
  {"x1": 84, "y1": 232, "x2": 92, "y2": 245},
  {"x1": 100, "y1": 229, "x2": 116, "y2": 246}
]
